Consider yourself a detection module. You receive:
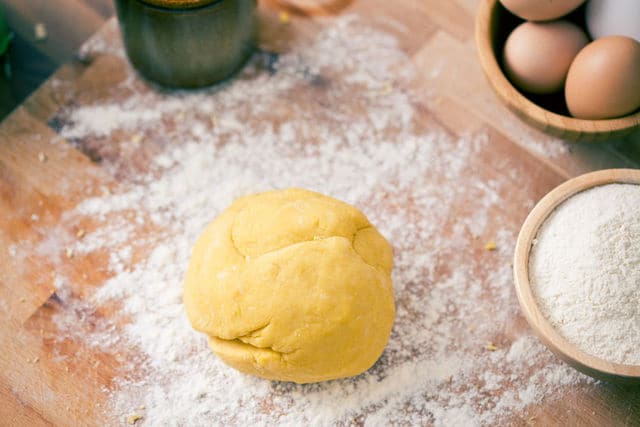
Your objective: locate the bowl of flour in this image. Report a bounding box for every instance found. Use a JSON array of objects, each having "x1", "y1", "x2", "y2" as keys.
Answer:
[{"x1": 514, "y1": 168, "x2": 640, "y2": 384}]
